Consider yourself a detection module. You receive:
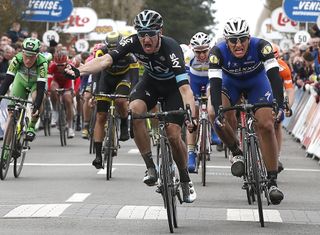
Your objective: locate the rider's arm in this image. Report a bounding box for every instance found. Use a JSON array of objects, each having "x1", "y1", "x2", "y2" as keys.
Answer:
[
  {"x1": 33, "y1": 81, "x2": 46, "y2": 111},
  {"x1": 259, "y1": 40, "x2": 284, "y2": 109},
  {"x1": 0, "y1": 54, "x2": 20, "y2": 96},
  {"x1": 0, "y1": 74, "x2": 14, "y2": 96},
  {"x1": 78, "y1": 53, "x2": 113, "y2": 76},
  {"x1": 208, "y1": 47, "x2": 223, "y2": 115}
]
